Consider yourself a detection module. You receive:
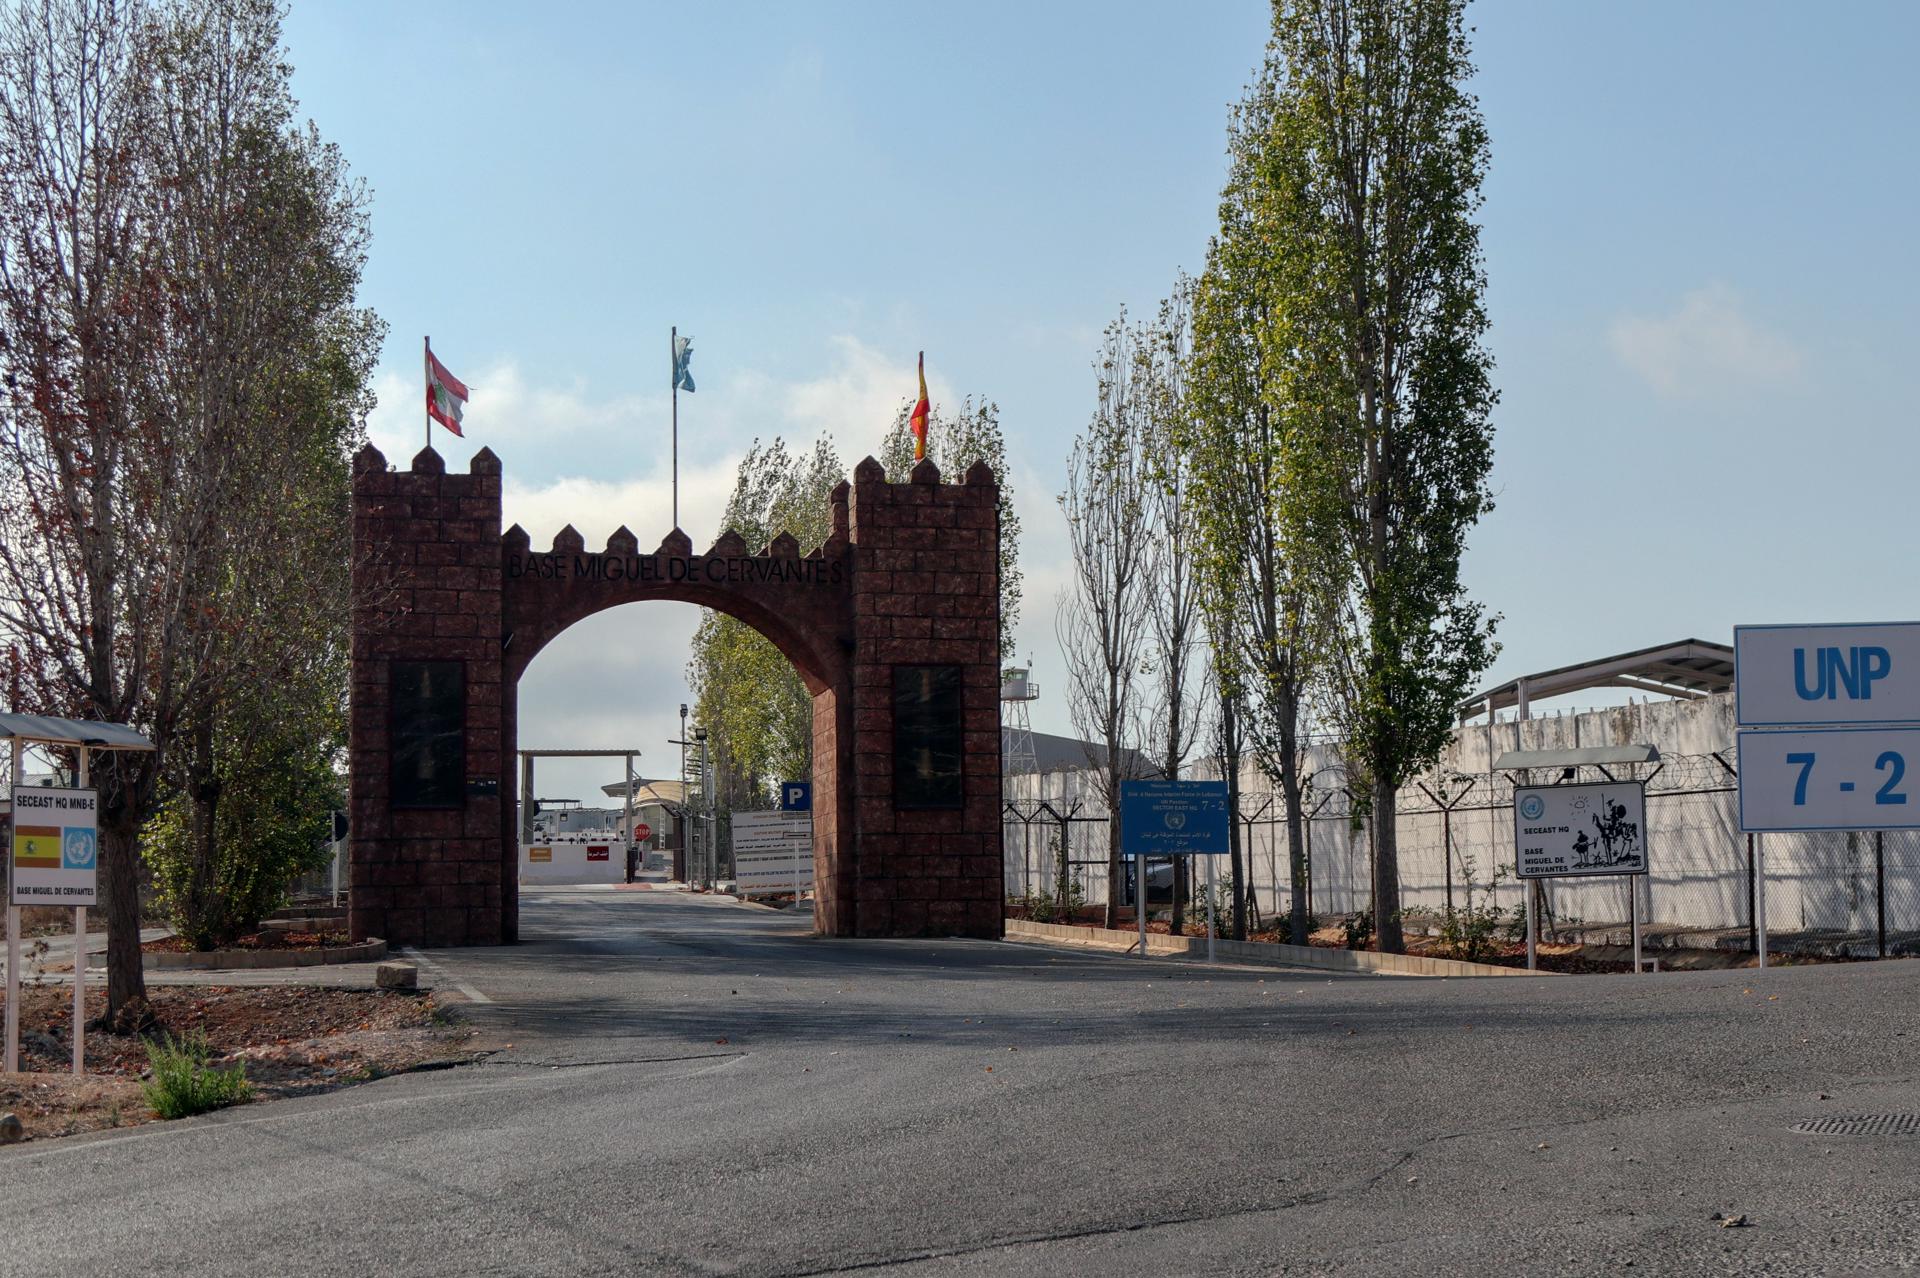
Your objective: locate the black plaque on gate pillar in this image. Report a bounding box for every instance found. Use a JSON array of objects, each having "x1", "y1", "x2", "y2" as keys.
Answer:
[
  {"x1": 892, "y1": 664, "x2": 964, "y2": 809},
  {"x1": 391, "y1": 660, "x2": 466, "y2": 809}
]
